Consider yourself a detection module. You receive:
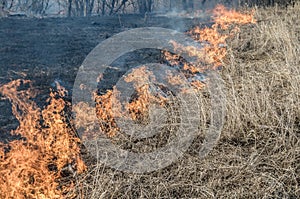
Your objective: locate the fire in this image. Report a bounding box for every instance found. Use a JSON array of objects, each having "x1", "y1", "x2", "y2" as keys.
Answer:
[
  {"x1": 90, "y1": 5, "x2": 256, "y2": 138},
  {"x1": 0, "y1": 80, "x2": 86, "y2": 199},
  {"x1": 95, "y1": 88, "x2": 122, "y2": 137},
  {"x1": 212, "y1": 5, "x2": 256, "y2": 29},
  {"x1": 124, "y1": 66, "x2": 168, "y2": 122},
  {"x1": 0, "y1": 4, "x2": 256, "y2": 198},
  {"x1": 189, "y1": 5, "x2": 255, "y2": 67},
  {"x1": 165, "y1": 4, "x2": 256, "y2": 76},
  {"x1": 90, "y1": 66, "x2": 169, "y2": 137}
]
